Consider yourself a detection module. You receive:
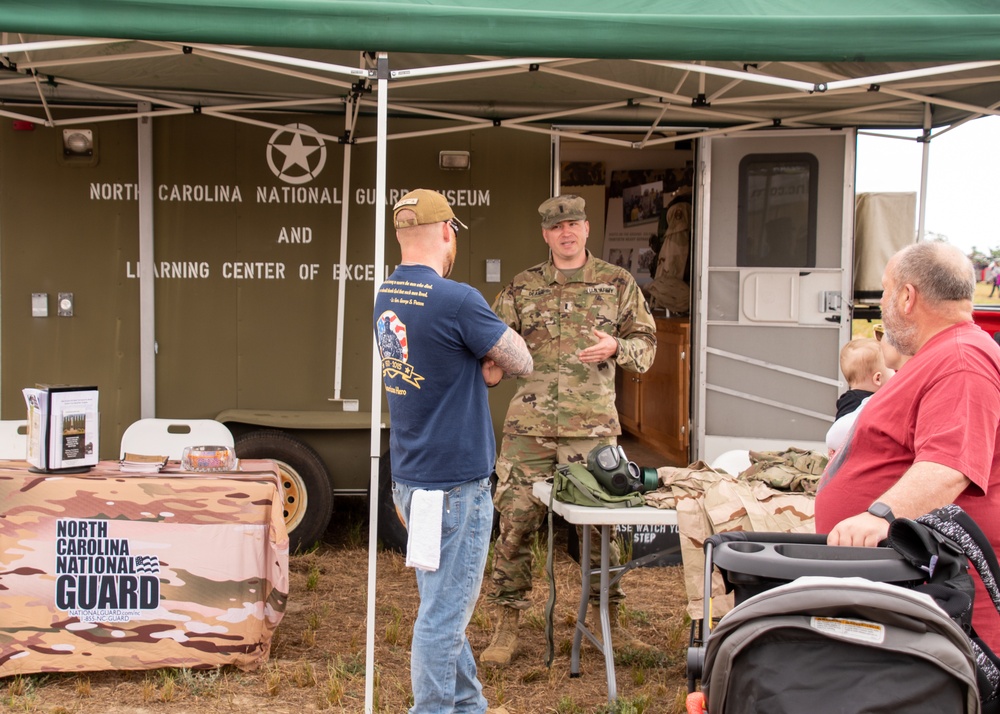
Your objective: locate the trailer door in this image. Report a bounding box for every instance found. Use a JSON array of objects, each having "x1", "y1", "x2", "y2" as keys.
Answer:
[{"x1": 692, "y1": 129, "x2": 854, "y2": 464}]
